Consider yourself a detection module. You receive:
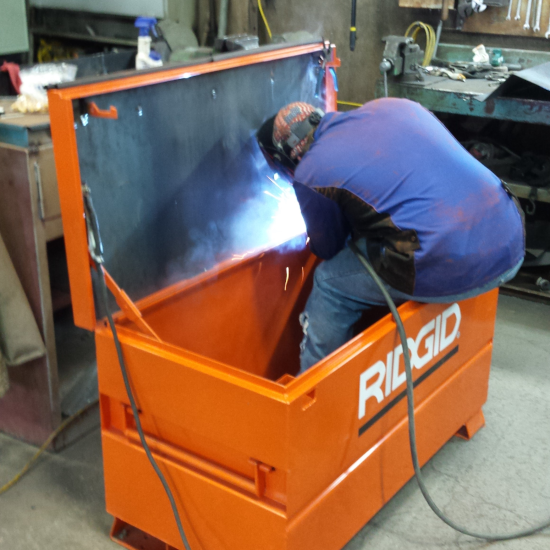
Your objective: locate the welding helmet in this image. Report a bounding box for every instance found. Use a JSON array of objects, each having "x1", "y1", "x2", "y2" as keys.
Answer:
[{"x1": 256, "y1": 102, "x2": 325, "y2": 180}]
